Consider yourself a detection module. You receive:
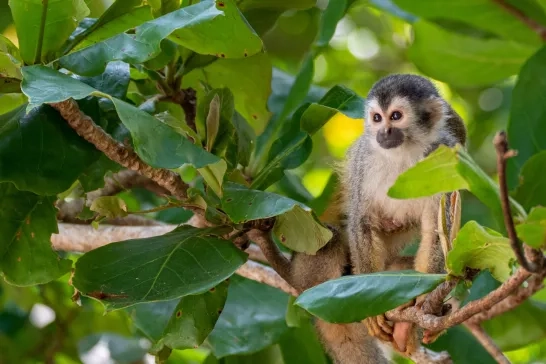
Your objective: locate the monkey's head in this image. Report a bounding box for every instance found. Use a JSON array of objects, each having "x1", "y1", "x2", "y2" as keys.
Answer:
[{"x1": 364, "y1": 74, "x2": 447, "y2": 151}]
